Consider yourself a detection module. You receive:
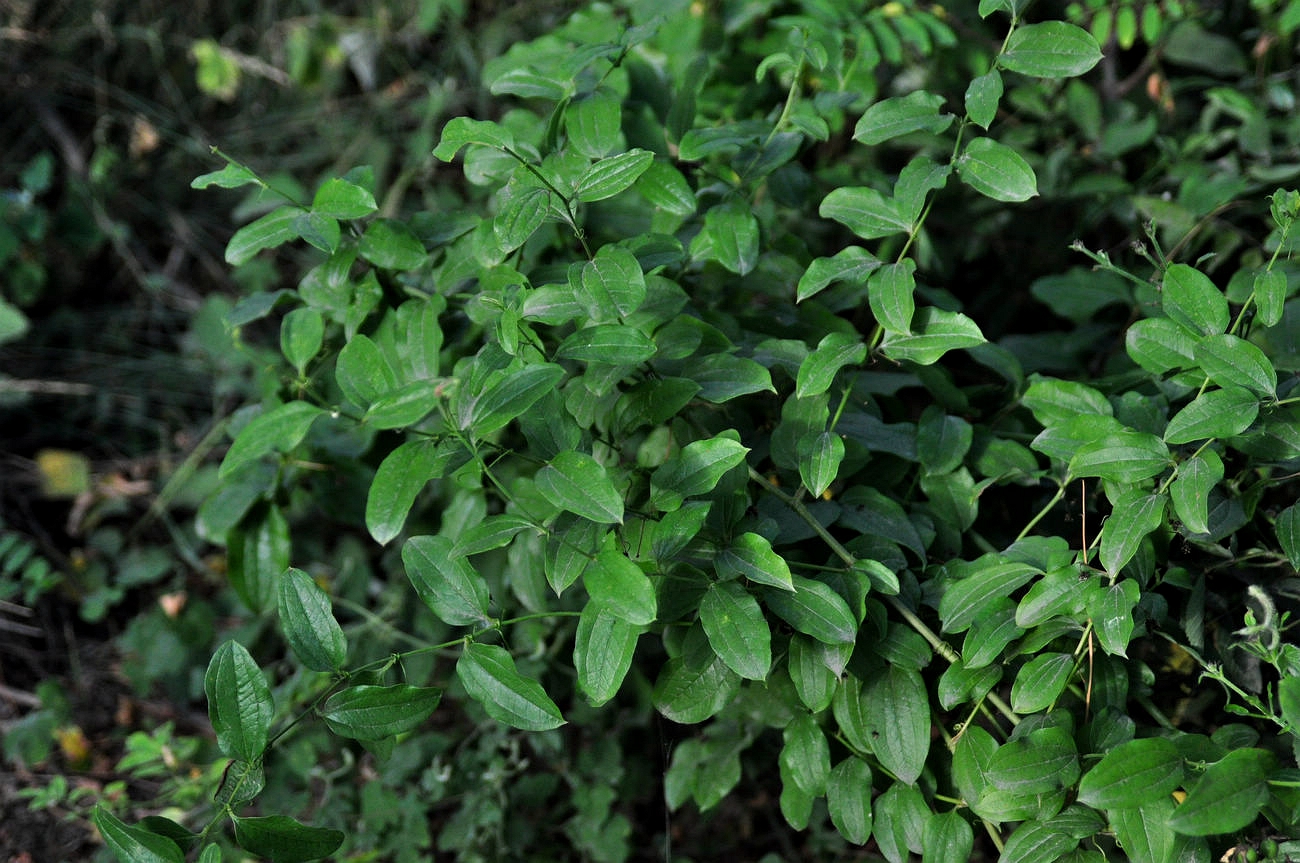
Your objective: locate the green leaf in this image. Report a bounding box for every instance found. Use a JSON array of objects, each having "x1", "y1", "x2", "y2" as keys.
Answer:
[
  {"x1": 364, "y1": 381, "x2": 444, "y2": 430},
  {"x1": 964, "y1": 70, "x2": 1003, "y2": 129},
  {"x1": 798, "y1": 430, "x2": 845, "y2": 498},
  {"x1": 649, "y1": 433, "x2": 749, "y2": 511},
  {"x1": 280, "y1": 307, "x2": 324, "y2": 374},
  {"x1": 1077, "y1": 737, "x2": 1183, "y2": 809},
  {"x1": 819, "y1": 186, "x2": 912, "y2": 239},
  {"x1": 1010, "y1": 652, "x2": 1074, "y2": 713},
  {"x1": 575, "y1": 148, "x2": 654, "y2": 202},
  {"x1": 566, "y1": 89, "x2": 621, "y2": 158},
  {"x1": 0, "y1": 297, "x2": 30, "y2": 345},
  {"x1": 1163, "y1": 264, "x2": 1229, "y2": 336},
  {"x1": 277, "y1": 568, "x2": 346, "y2": 672},
  {"x1": 715, "y1": 531, "x2": 794, "y2": 591},
  {"x1": 1253, "y1": 269, "x2": 1287, "y2": 327},
  {"x1": 797, "y1": 247, "x2": 881, "y2": 302},
  {"x1": 827, "y1": 758, "x2": 874, "y2": 845},
  {"x1": 403, "y1": 535, "x2": 491, "y2": 626},
  {"x1": 1279, "y1": 675, "x2": 1300, "y2": 735},
  {"x1": 192, "y1": 162, "x2": 261, "y2": 191},
  {"x1": 457, "y1": 642, "x2": 565, "y2": 731},
  {"x1": 227, "y1": 503, "x2": 290, "y2": 613},
  {"x1": 652, "y1": 631, "x2": 741, "y2": 724},
  {"x1": 1068, "y1": 430, "x2": 1170, "y2": 483},
  {"x1": 94, "y1": 806, "x2": 185, "y2": 863},
  {"x1": 765, "y1": 574, "x2": 858, "y2": 644},
  {"x1": 1163, "y1": 386, "x2": 1259, "y2": 444},
  {"x1": 852, "y1": 91, "x2": 953, "y2": 145},
  {"x1": 1277, "y1": 503, "x2": 1300, "y2": 568},
  {"x1": 433, "y1": 117, "x2": 516, "y2": 160},
  {"x1": 465, "y1": 362, "x2": 566, "y2": 436},
  {"x1": 868, "y1": 260, "x2": 917, "y2": 334},
  {"x1": 574, "y1": 603, "x2": 640, "y2": 706},
  {"x1": 535, "y1": 451, "x2": 623, "y2": 524},
  {"x1": 1000, "y1": 22, "x2": 1104, "y2": 78},
  {"x1": 779, "y1": 757, "x2": 815, "y2": 830},
  {"x1": 312, "y1": 177, "x2": 377, "y2": 220},
  {"x1": 231, "y1": 815, "x2": 345, "y2": 863},
  {"x1": 789, "y1": 634, "x2": 838, "y2": 712},
  {"x1": 696, "y1": 199, "x2": 760, "y2": 275},
  {"x1": 204, "y1": 641, "x2": 273, "y2": 762},
  {"x1": 213, "y1": 758, "x2": 264, "y2": 808},
  {"x1": 635, "y1": 160, "x2": 696, "y2": 215},
  {"x1": 336, "y1": 334, "x2": 396, "y2": 409},
  {"x1": 873, "y1": 783, "x2": 929, "y2": 863},
  {"x1": 1099, "y1": 491, "x2": 1166, "y2": 576},
  {"x1": 1126, "y1": 317, "x2": 1200, "y2": 374},
  {"x1": 583, "y1": 548, "x2": 657, "y2": 625},
  {"x1": 295, "y1": 211, "x2": 339, "y2": 256},
  {"x1": 359, "y1": 218, "x2": 426, "y2": 270},
  {"x1": 958, "y1": 137, "x2": 1038, "y2": 202},
  {"x1": 366, "y1": 440, "x2": 463, "y2": 545},
  {"x1": 879, "y1": 307, "x2": 986, "y2": 365},
  {"x1": 1022, "y1": 376, "x2": 1112, "y2": 428},
  {"x1": 1091, "y1": 578, "x2": 1141, "y2": 656},
  {"x1": 796, "y1": 332, "x2": 867, "y2": 398},
  {"x1": 864, "y1": 664, "x2": 931, "y2": 785},
  {"x1": 987, "y1": 725, "x2": 1079, "y2": 796},
  {"x1": 320, "y1": 684, "x2": 441, "y2": 740},
  {"x1": 687, "y1": 353, "x2": 775, "y2": 402},
  {"x1": 1193, "y1": 334, "x2": 1277, "y2": 397},
  {"x1": 922, "y1": 809, "x2": 973, "y2": 863},
  {"x1": 577, "y1": 245, "x2": 647, "y2": 321},
  {"x1": 1171, "y1": 451, "x2": 1223, "y2": 535},
  {"x1": 1112, "y1": 800, "x2": 1176, "y2": 863},
  {"x1": 916, "y1": 406, "x2": 973, "y2": 475},
  {"x1": 781, "y1": 712, "x2": 831, "y2": 796},
  {"x1": 494, "y1": 186, "x2": 552, "y2": 252},
  {"x1": 700, "y1": 580, "x2": 771, "y2": 681},
  {"x1": 226, "y1": 206, "x2": 302, "y2": 265},
  {"x1": 556, "y1": 323, "x2": 656, "y2": 365},
  {"x1": 1167, "y1": 748, "x2": 1275, "y2": 835},
  {"x1": 939, "y1": 561, "x2": 1040, "y2": 633}
]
